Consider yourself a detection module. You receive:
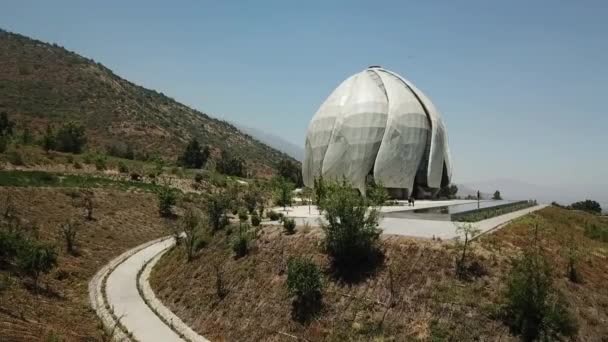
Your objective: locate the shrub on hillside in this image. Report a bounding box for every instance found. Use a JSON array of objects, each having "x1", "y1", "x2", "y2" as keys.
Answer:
[
  {"x1": 287, "y1": 257, "x2": 322, "y2": 321},
  {"x1": 231, "y1": 228, "x2": 250, "y2": 258},
  {"x1": 157, "y1": 187, "x2": 178, "y2": 217},
  {"x1": 267, "y1": 210, "x2": 280, "y2": 221},
  {"x1": 216, "y1": 150, "x2": 245, "y2": 177},
  {"x1": 570, "y1": 200, "x2": 602, "y2": 214},
  {"x1": 283, "y1": 217, "x2": 296, "y2": 235},
  {"x1": 54, "y1": 122, "x2": 87, "y2": 154},
  {"x1": 181, "y1": 208, "x2": 206, "y2": 262},
  {"x1": 17, "y1": 242, "x2": 58, "y2": 290},
  {"x1": 118, "y1": 161, "x2": 129, "y2": 174},
  {"x1": 277, "y1": 159, "x2": 303, "y2": 187},
  {"x1": 502, "y1": 228, "x2": 578, "y2": 341},
  {"x1": 206, "y1": 192, "x2": 229, "y2": 232},
  {"x1": 0, "y1": 112, "x2": 15, "y2": 137},
  {"x1": 251, "y1": 214, "x2": 261, "y2": 227},
  {"x1": 60, "y1": 221, "x2": 79, "y2": 255},
  {"x1": 238, "y1": 208, "x2": 249, "y2": 223},
  {"x1": 178, "y1": 138, "x2": 210, "y2": 169},
  {"x1": 322, "y1": 180, "x2": 381, "y2": 272}
]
